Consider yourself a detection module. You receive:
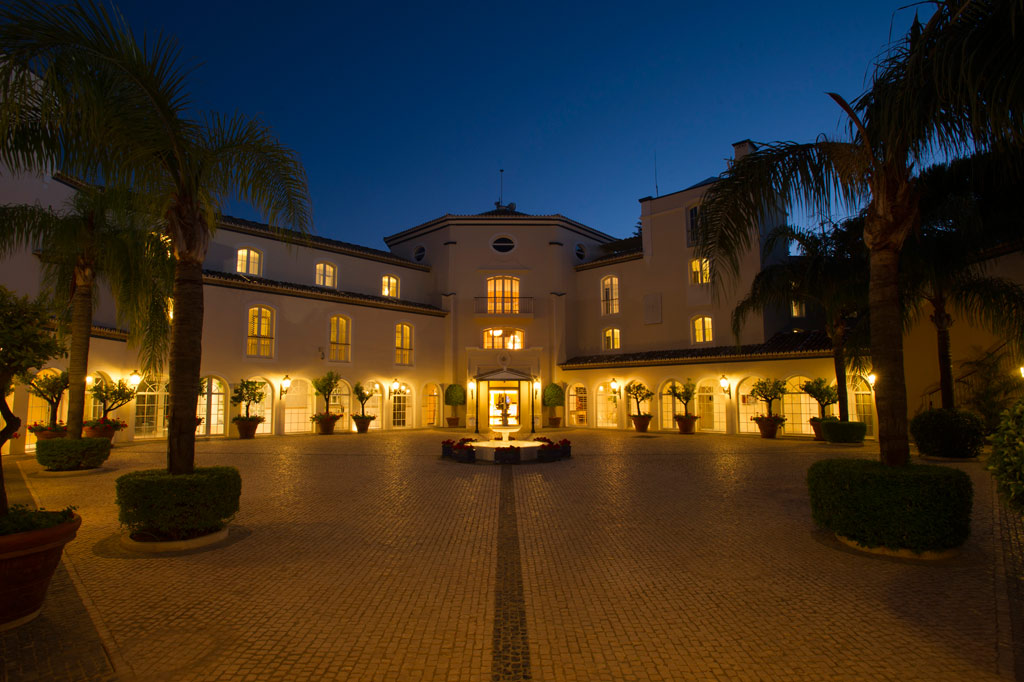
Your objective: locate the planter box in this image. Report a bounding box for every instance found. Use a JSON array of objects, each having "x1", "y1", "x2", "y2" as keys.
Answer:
[
  {"x1": 234, "y1": 419, "x2": 261, "y2": 439},
  {"x1": 441, "y1": 444, "x2": 454, "y2": 458},
  {"x1": 753, "y1": 419, "x2": 781, "y2": 439},
  {"x1": 316, "y1": 415, "x2": 342, "y2": 435},
  {"x1": 630, "y1": 415, "x2": 652, "y2": 433},
  {"x1": 0, "y1": 514, "x2": 82, "y2": 629},
  {"x1": 538, "y1": 448, "x2": 561, "y2": 462},
  {"x1": 83, "y1": 424, "x2": 116, "y2": 441},
  {"x1": 32, "y1": 430, "x2": 66, "y2": 441},
  {"x1": 674, "y1": 415, "x2": 699, "y2": 434},
  {"x1": 353, "y1": 416, "x2": 374, "y2": 434},
  {"x1": 453, "y1": 448, "x2": 476, "y2": 463}
]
